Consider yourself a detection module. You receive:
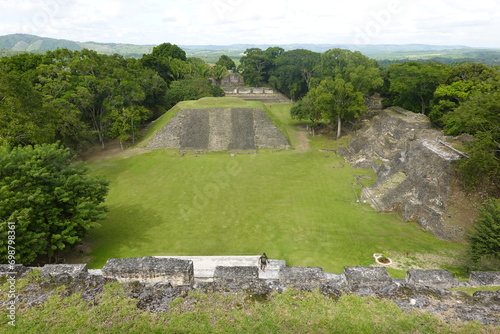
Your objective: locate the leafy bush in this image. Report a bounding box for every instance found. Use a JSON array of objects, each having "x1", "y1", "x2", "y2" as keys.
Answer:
[{"x1": 468, "y1": 198, "x2": 500, "y2": 262}]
